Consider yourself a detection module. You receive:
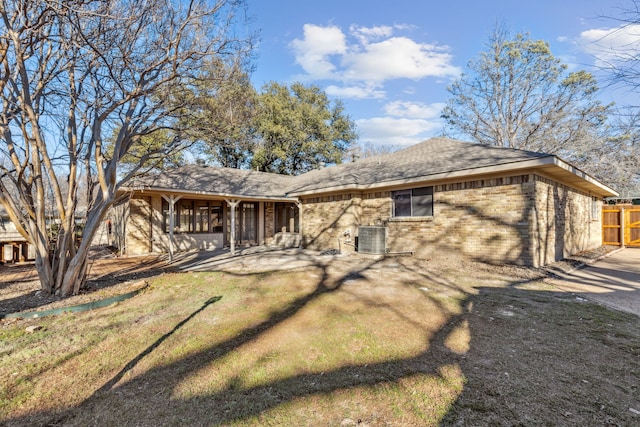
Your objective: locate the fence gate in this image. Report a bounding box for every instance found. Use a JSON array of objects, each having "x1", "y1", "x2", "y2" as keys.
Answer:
[{"x1": 602, "y1": 206, "x2": 640, "y2": 247}]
